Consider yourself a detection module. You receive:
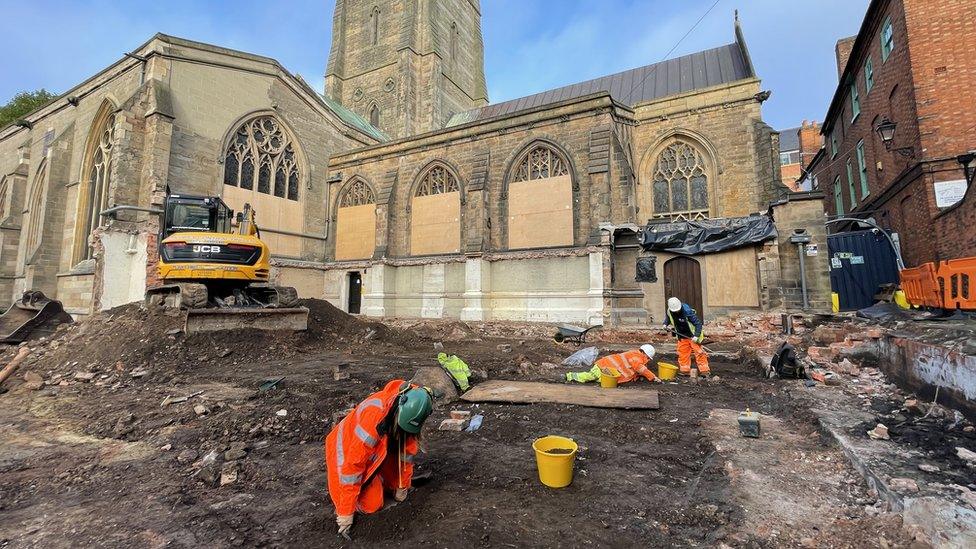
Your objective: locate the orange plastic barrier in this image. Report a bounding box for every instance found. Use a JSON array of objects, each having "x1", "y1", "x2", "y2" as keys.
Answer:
[
  {"x1": 899, "y1": 263, "x2": 943, "y2": 309},
  {"x1": 935, "y1": 257, "x2": 976, "y2": 311}
]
